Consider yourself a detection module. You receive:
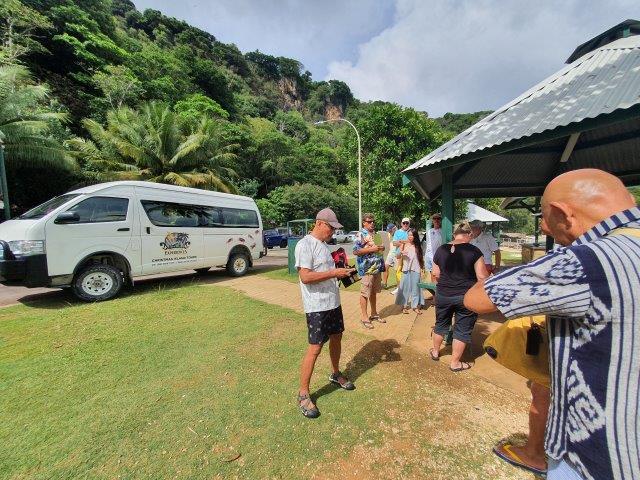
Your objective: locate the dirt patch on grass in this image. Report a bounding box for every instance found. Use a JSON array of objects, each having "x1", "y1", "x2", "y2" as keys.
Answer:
[{"x1": 307, "y1": 341, "x2": 530, "y2": 480}]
